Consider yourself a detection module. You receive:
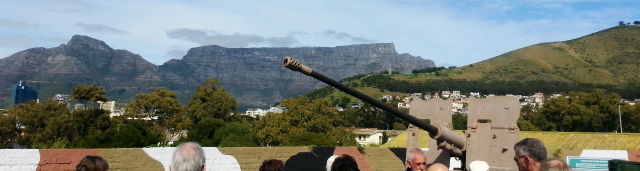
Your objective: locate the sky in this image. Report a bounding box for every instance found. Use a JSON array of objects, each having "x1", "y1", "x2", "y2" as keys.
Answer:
[{"x1": 0, "y1": 0, "x2": 639, "y2": 66}]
